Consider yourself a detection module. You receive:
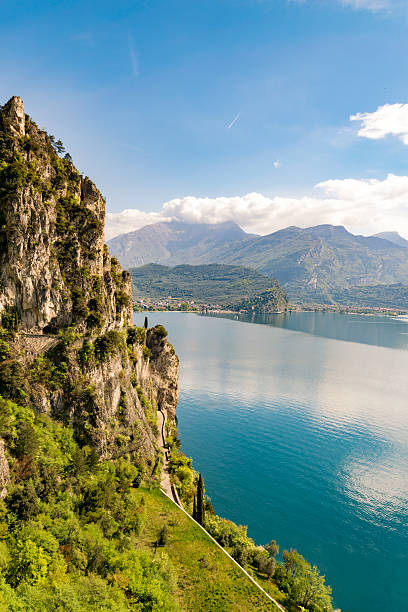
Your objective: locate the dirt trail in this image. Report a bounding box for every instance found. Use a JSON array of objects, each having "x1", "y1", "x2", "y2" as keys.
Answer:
[{"x1": 157, "y1": 409, "x2": 178, "y2": 503}]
